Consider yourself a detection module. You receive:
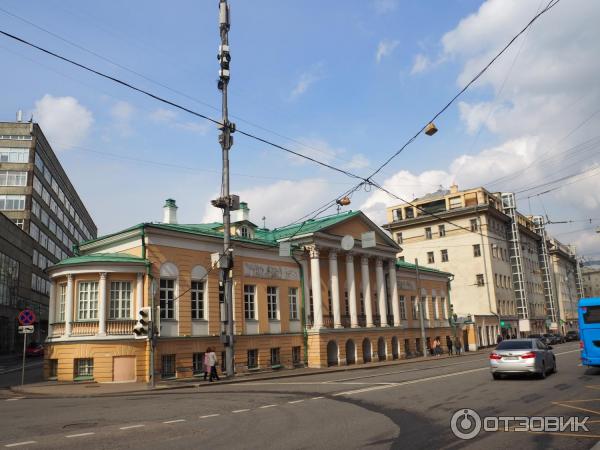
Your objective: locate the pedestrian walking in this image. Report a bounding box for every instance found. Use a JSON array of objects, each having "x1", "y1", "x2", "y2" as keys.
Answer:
[
  {"x1": 446, "y1": 336, "x2": 453, "y2": 355},
  {"x1": 454, "y1": 337, "x2": 462, "y2": 355},
  {"x1": 208, "y1": 347, "x2": 220, "y2": 382},
  {"x1": 496, "y1": 334, "x2": 503, "y2": 345},
  {"x1": 435, "y1": 337, "x2": 442, "y2": 356},
  {"x1": 431, "y1": 338, "x2": 438, "y2": 356},
  {"x1": 203, "y1": 350, "x2": 210, "y2": 381}
]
